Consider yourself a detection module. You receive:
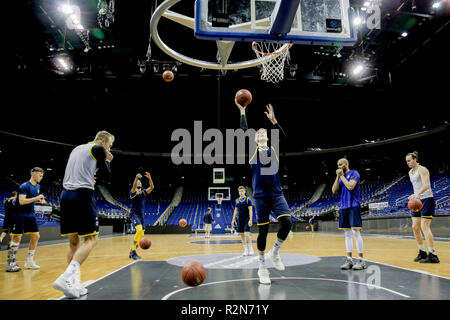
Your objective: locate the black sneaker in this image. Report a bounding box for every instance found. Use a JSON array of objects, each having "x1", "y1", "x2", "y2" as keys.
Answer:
[
  {"x1": 414, "y1": 250, "x2": 427, "y2": 262},
  {"x1": 419, "y1": 253, "x2": 440, "y2": 263}
]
